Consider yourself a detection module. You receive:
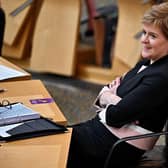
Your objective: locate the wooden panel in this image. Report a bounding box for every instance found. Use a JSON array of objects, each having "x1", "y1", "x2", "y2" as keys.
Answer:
[
  {"x1": 30, "y1": 0, "x2": 81, "y2": 76},
  {"x1": 76, "y1": 57, "x2": 130, "y2": 84},
  {"x1": 93, "y1": 18, "x2": 105, "y2": 66},
  {"x1": 2, "y1": 0, "x2": 43, "y2": 59},
  {"x1": 2, "y1": 0, "x2": 31, "y2": 45},
  {"x1": 2, "y1": 16, "x2": 32, "y2": 59},
  {"x1": 0, "y1": 129, "x2": 72, "y2": 168},
  {"x1": 114, "y1": 0, "x2": 151, "y2": 68}
]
